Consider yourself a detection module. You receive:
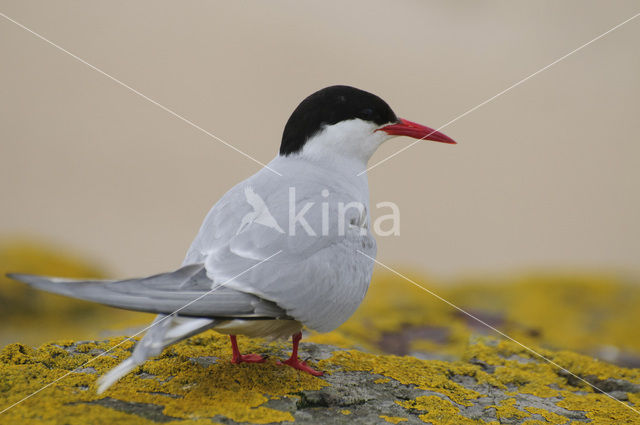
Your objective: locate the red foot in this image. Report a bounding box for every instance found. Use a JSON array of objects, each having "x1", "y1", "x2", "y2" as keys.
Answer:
[
  {"x1": 276, "y1": 357, "x2": 323, "y2": 376},
  {"x1": 276, "y1": 331, "x2": 324, "y2": 376},
  {"x1": 231, "y1": 353, "x2": 266, "y2": 364},
  {"x1": 229, "y1": 335, "x2": 265, "y2": 364}
]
